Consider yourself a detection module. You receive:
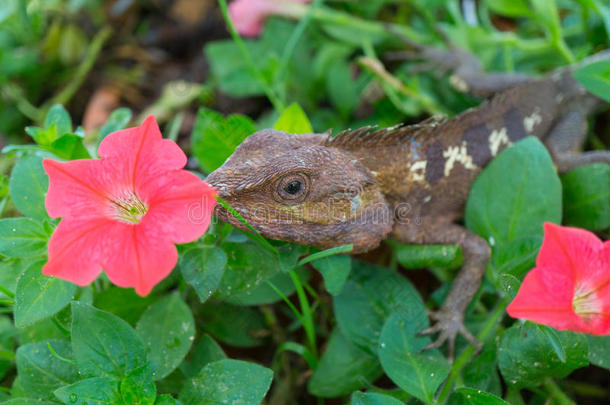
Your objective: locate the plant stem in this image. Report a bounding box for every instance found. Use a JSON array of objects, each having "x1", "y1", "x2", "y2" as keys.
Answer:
[
  {"x1": 309, "y1": 6, "x2": 427, "y2": 44},
  {"x1": 47, "y1": 26, "x2": 113, "y2": 114},
  {"x1": 2, "y1": 84, "x2": 44, "y2": 122},
  {"x1": 289, "y1": 269, "x2": 318, "y2": 359},
  {"x1": 437, "y1": 297, "x2": 510, "y2": 404},
  {"x1": 276, "y1": 0, "x2": 324, "y2": 105},
  {"x1": 543, "y1": 378, "x2": 577, "y2": 405},
  {"x1": 217, "y1": 0, "x2": 285, "y2": 111}
]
